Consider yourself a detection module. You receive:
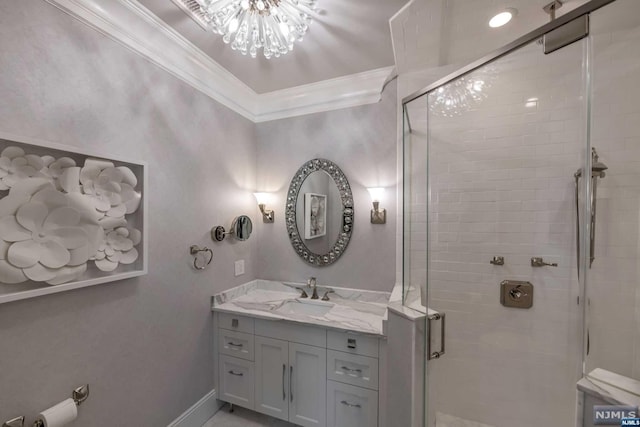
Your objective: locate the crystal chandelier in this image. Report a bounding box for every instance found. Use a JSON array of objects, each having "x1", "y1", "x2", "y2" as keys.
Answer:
[{"x1": 196, "y1": 0, "x2": 317, "y2": 59}]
